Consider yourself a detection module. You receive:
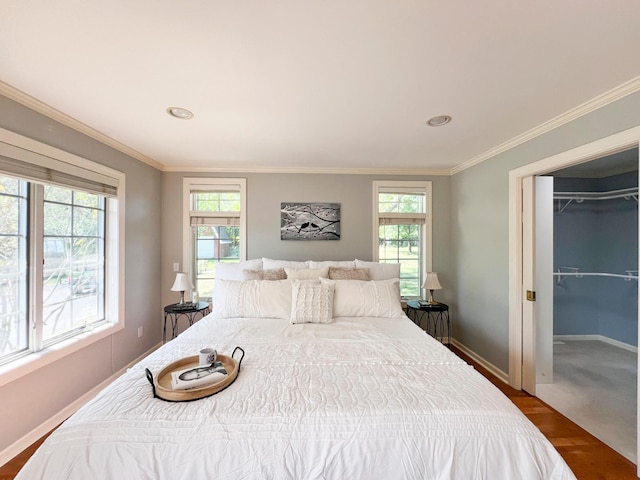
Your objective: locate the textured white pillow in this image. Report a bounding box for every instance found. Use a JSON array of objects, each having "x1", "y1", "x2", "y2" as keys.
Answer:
[
  {"x1": 308, "y1": 260, "x2": 356, "y2": 269},
  {"x1": 290, "y1": 280, "x2": 334, "y2": 324},
  {"x1": 284, "y1": 266, "x2": 329, "y2": 280},
  {"x1": 211, "y1": 279, "x2": 291, "y2": 319},
  {"x1": 216, "y1": 259, "x2": 263, "y2": 281},
  {"x1": 262, "y1": 258, "x2": 310, "y2": 270},
  {"x1": 354, "y1": 260, "x2": 401, "y2": 280},
  {"x1": 319, "y1": 278, "x2": 404, "y2": 318}
]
